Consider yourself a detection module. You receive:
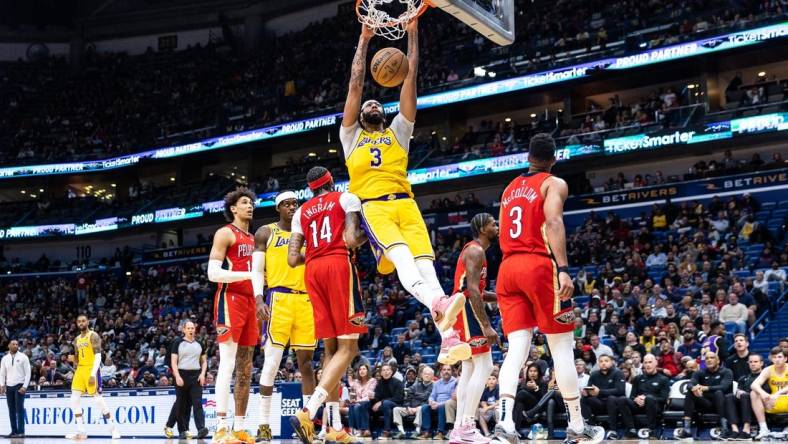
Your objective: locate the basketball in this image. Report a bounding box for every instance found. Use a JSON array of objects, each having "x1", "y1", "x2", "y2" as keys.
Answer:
[{"x1": 370, "y1": 47, "x2": 409, "y2": 87}]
